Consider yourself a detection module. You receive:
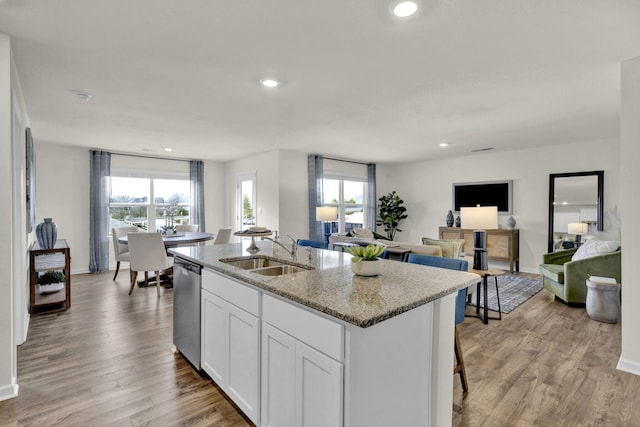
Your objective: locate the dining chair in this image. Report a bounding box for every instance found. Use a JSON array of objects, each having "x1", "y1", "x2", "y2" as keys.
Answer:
[
  {"x1": 111, "y1": 226, "x2": 139, "y2": 280},
  {"x1": 127, "y1": 232, "x2": 174, "y2": 296},
  {"x1": 296, "y1": 239, "x2": 328, "y2": 249},
  {"x1": 406, "y1": 253, "x2": 470, "y2": 392},
  {"x1": 175, "y1": 224, "x2": 199, "y2": 232},
  {"x1": 213, "y1": 227, "x2": 232, "y2": 245}
]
